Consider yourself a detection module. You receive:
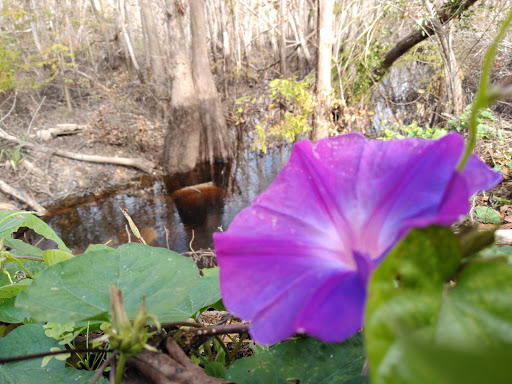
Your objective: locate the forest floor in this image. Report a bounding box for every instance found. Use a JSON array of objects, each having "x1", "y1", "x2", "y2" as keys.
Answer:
[{"x1": 0, "y1": 91, "x2": 168, "y2": 214}]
